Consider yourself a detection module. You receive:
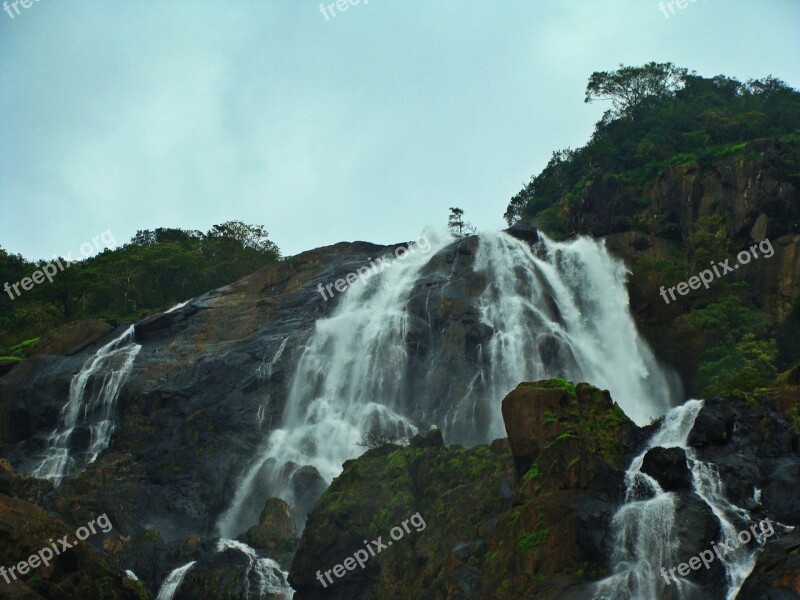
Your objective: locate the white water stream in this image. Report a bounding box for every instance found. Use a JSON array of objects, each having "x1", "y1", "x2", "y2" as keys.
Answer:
[
  {"x1": 156, "y1": 561, "x2": 196, "y2": 600},
  {"x1": 33, "y1": 325, "x2": 141, "y2": 485},
  {"x1": 218, "y1": 230, "x2": 679, "y2": 537},
  {"x1": 592, "y1": 400, "x2": 766, "y2": 600}
]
